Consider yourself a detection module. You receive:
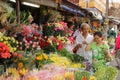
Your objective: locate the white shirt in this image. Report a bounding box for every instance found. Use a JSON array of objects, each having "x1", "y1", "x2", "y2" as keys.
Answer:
[
  {"x1": 73, "y1": 29, "x2": 81, "y2": 38},
  {"x1": 75, "y1": 33, "x2": 93, "y2": 63}
]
